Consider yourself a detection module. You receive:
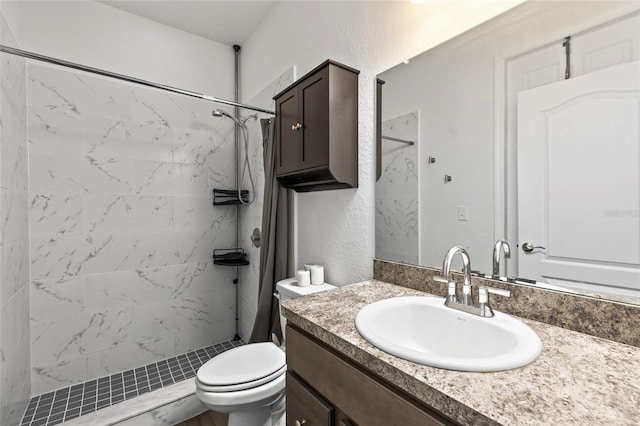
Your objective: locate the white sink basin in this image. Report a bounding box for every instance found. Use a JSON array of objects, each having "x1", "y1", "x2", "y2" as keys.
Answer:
[{"x1": 355, "y1": 296, "x2": 542, "y2": 372}]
